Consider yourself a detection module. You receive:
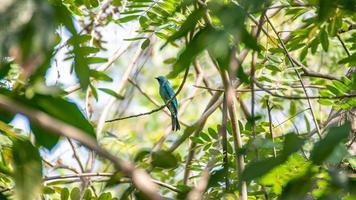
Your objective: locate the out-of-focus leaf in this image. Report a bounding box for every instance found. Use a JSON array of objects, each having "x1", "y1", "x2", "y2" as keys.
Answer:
[
  {"x1": 61, "y1": 188, "x2": 70, "y2": 200},
  {"x1": 83, "y1": 189, "x2": 92, "y2": 200},
  {"x1": 151, "y1": 150, "x2": 178, "y2": 169},
  {"x1": 259, "y1": 154, "x2": 310, "y2": 195},
  {"x1": 32, "y1": 95, "x2": 96, "y2": 139},
  {"x1": 30, "y1": 123, "x2": 60, "y2": 150},
  {"x1": 242, "y1": 133, "x2": 304, "y2": 181},
  {"x1": 98, "y1": 192, "x2": 113, "y2": 200},
  {"x1": 339, "y1": 53, "x2": 356, "y2": 65},
  {"x1": 327, "y1": 143, "x2": 350, "y2": 165},
  {"x1": 282, "y1": 133, "x2": 305, "y2": 156},
  {"x1": 12, "y1": 139, "x2": 42, "y2": 200},
  {"x1": 318, "y1": 0, "x2": 336, "y2": 22},
  {"x1": 280, "y1": 170, "x2": 314, "y2": 200},
  {"x1": 90, "y1": 70, "x2": 113, "y2": 82},
  {"x1": 207, "y1": 168, "x2": 226, "y2": 188},
  {"x1": 0, "y1": 60, "x2": 12, "y2": 79},
  {"x1": 328, "y1": 16, "x2": 342, "y2": 36},
  {"x1": 237, "y1": 65, "x2": 250, "y2": 83},
  {"x1": 166, "y1": 7, "x2": 206, "y2": 44},
  {"x1": 311, "y1": 122, "x2": 351, "y2": 165},
  {"x1": 87, "y1": 57, "x2": 108, "y2": 64},
  {"x1": 319, "y1": 27, "x2": 329, "y2": 51},
  {"x1": 70, "y1": 187, "x2": 80, "y2": 200},
  {"x1": 332, "y1": 80, "x2": 349, "y2": 93},
  {"x1": 168, "y1": 27, "x2": 217, "y2": 77},
  {"x1": 242, "y1": 156, "x2": 285, "y2": 182},
  {"x1": 98, "y1": 88, "x2": 124, "y2": 99},
  {"x1": 116, "y1": 15, "x2": 139, "y2": 23},
  {"x1": 0, "y1": 193, "x2": 8, "y2": 200},
  {"x1": 68, "y1": 34, "x2": 91, "y2": 45},
  {"x1": 105, "y1": 172, "x2": 124, "y2": 188},
  {"x1": 141, "y1": 38, "x2": 150, "y2": 50}
]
